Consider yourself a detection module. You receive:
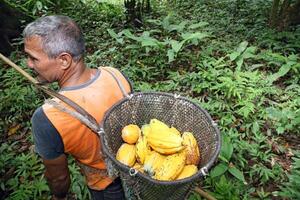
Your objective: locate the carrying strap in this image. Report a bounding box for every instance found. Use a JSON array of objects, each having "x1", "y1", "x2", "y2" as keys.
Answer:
[
  {"x1": 45, "y1": 67, "x2": 130, "y2": 133},
  {"x1": 101, "y1": 67, "x2": 130, "y2": 99},
  {"x1": 0, "y1": 53, "x2": 128, "y2": 135}
]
